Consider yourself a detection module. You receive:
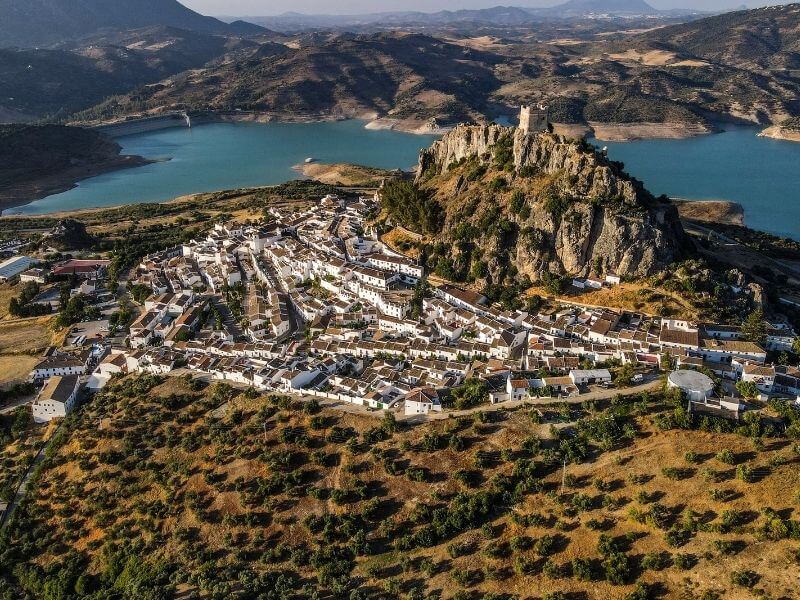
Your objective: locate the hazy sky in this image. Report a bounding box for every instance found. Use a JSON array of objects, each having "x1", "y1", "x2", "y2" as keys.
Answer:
[{"x1": 181, "y1": 0, "x2": 792, "y2": 17}]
